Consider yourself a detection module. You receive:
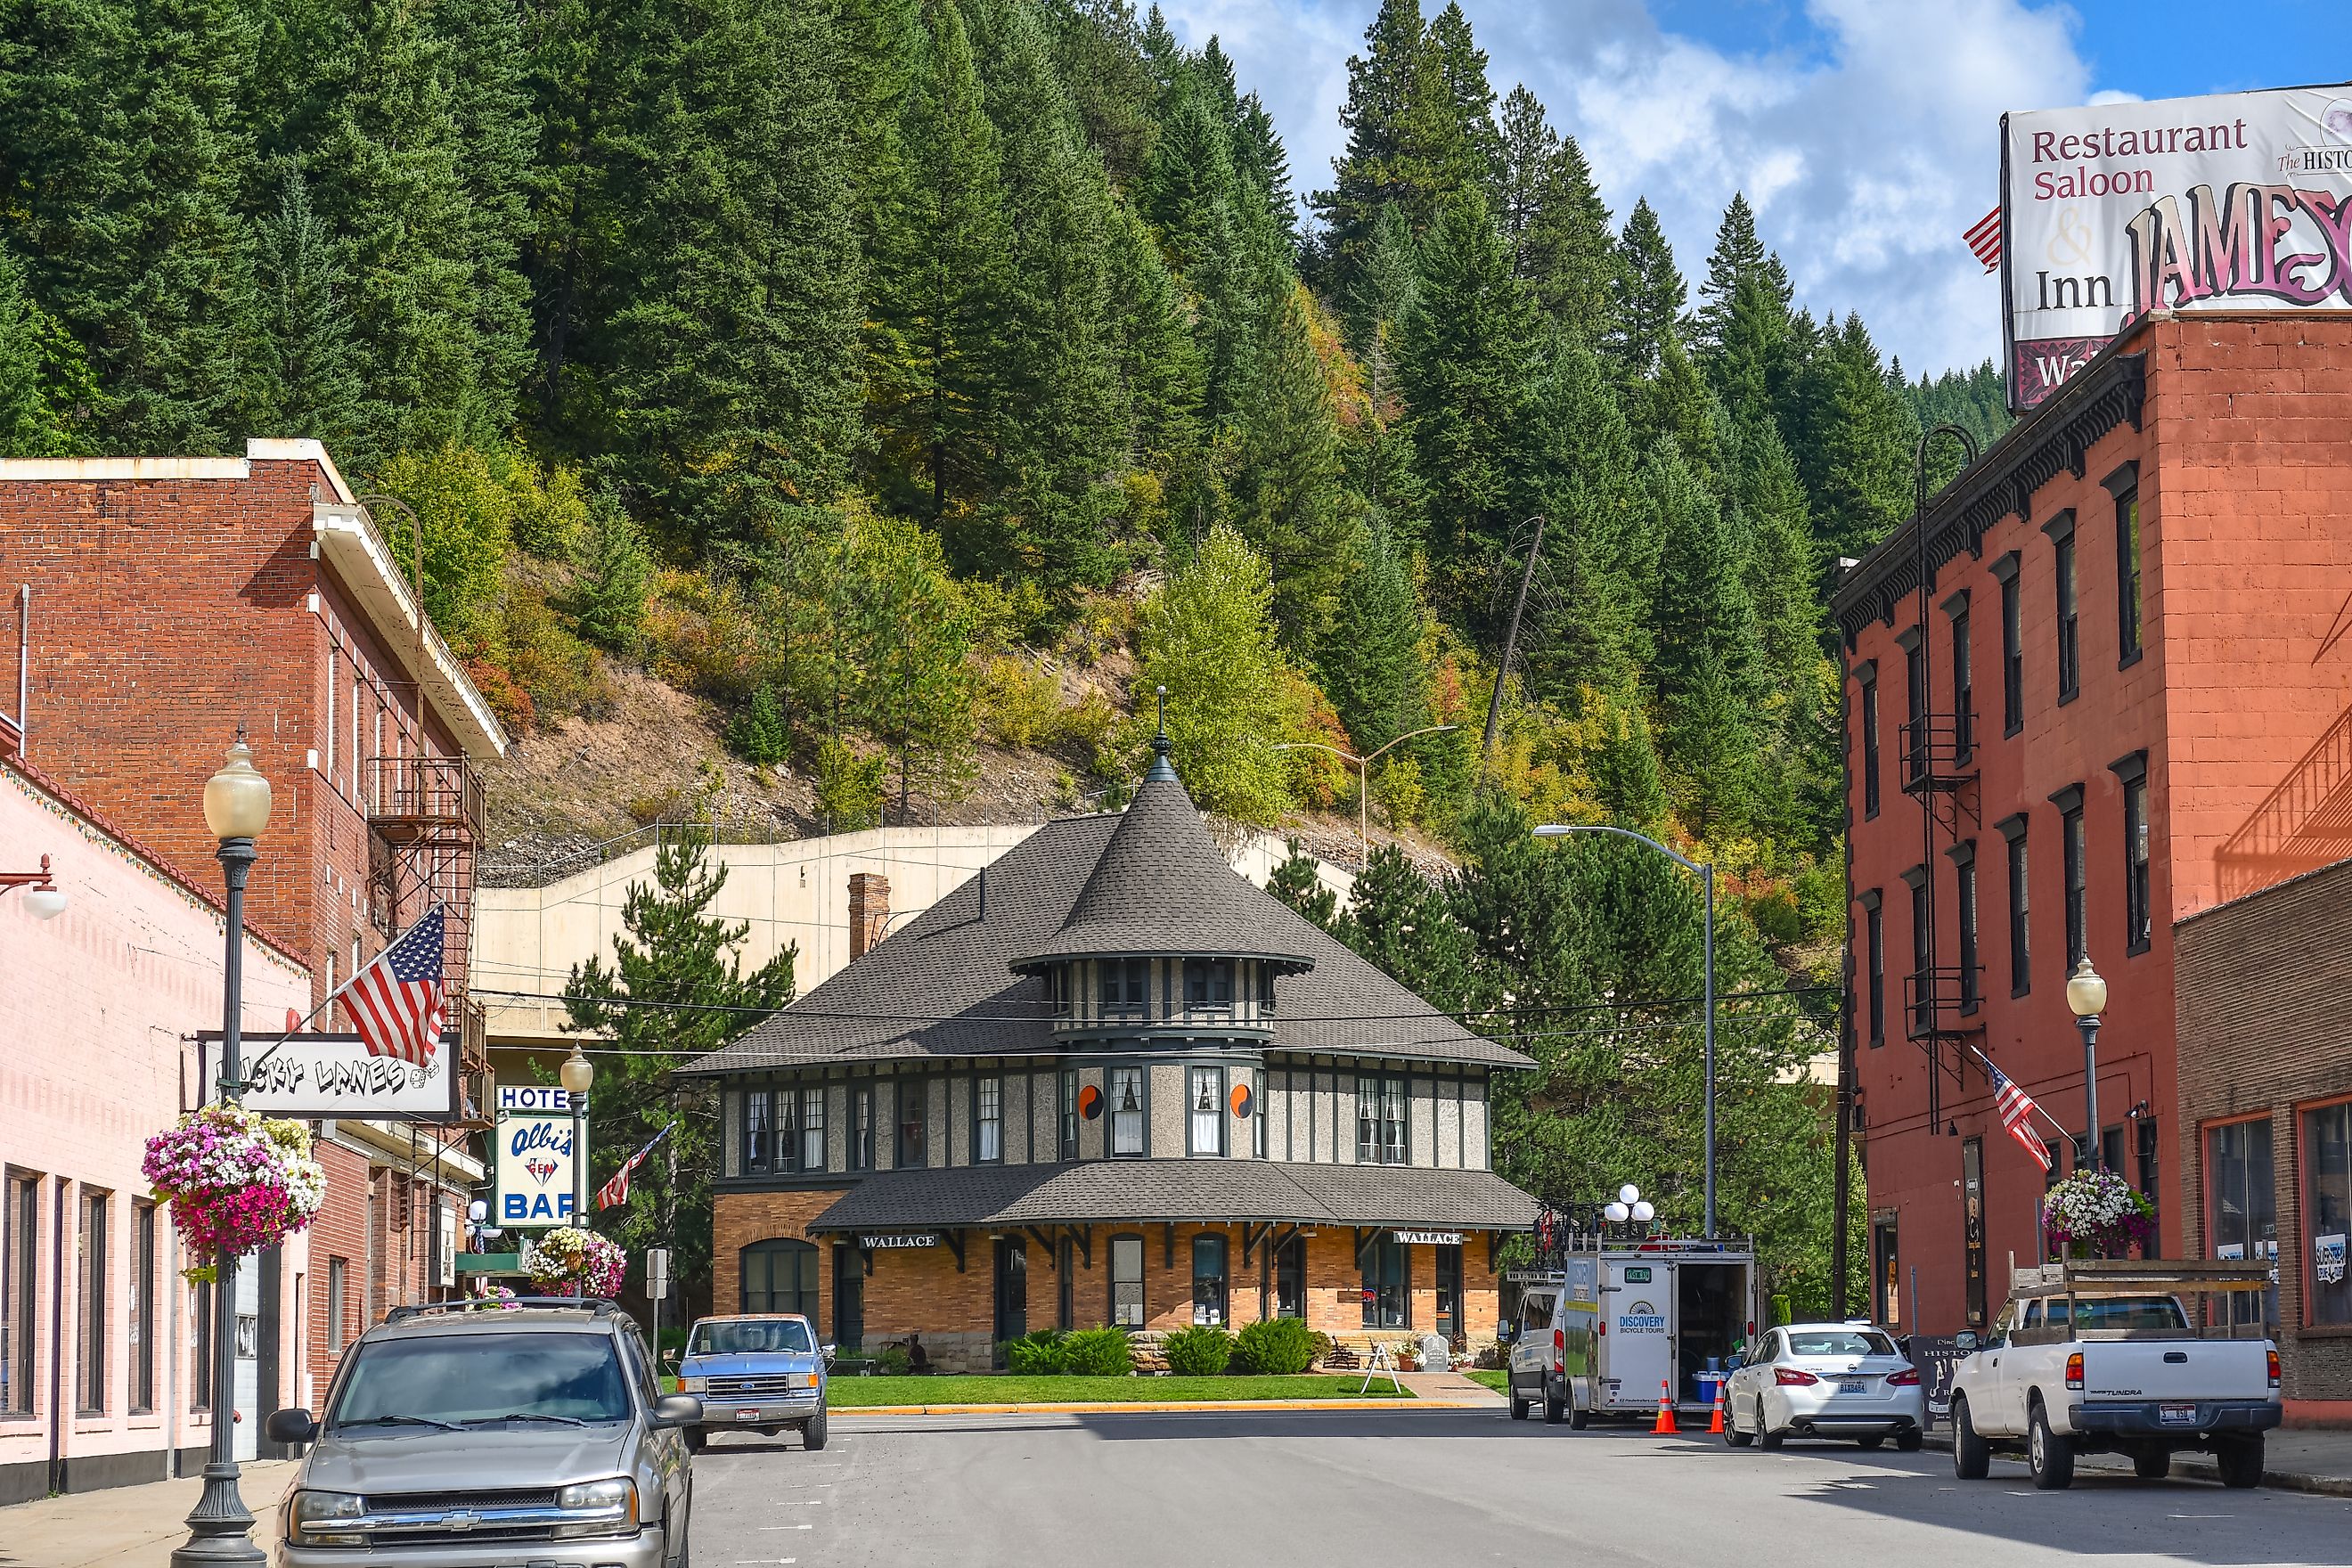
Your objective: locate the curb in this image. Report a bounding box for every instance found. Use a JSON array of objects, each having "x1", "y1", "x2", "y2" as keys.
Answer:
[
  {"x1": 829, "y1": 1398, "x2": 1499, "y2": 1416},
  {"x1": 1918, "y1": 1426, "x2": 2352, "y2": 1498}
]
